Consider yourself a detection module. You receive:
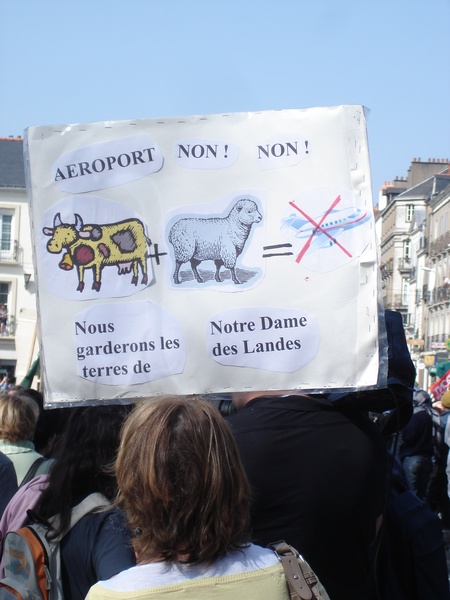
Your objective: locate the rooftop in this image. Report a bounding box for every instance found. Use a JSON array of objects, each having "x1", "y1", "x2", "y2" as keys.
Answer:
[
  {"x1": 396, "y1": 173, "x2": 450, "y2": 201},
  {"x1": 0, "y1": 137, "x2": 25, "y2": 189}
]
